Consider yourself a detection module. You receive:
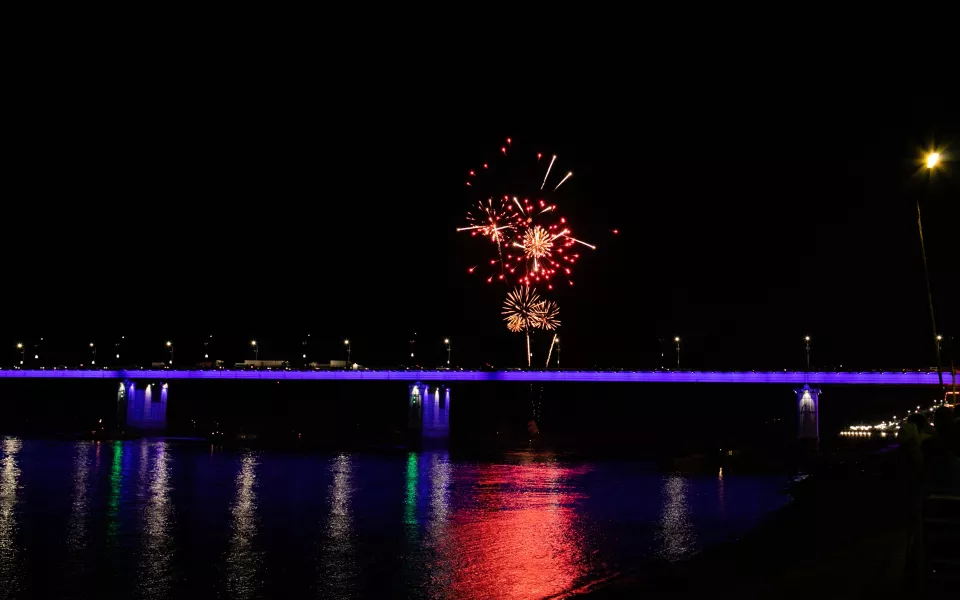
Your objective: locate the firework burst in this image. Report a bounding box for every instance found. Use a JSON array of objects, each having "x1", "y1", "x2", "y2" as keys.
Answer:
[
  {"x1": 459, "y1": 138, "x2": 595, "y2": 289},
  {"x1": 532, "y1": 300, "x2": 560, "y2": 331},
  {"x1": 502, "y1": 285, "x2": 541, "y2": 331},
  {"x1": 457, "y1": 197, "x2": 521, "y2": 244}
]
